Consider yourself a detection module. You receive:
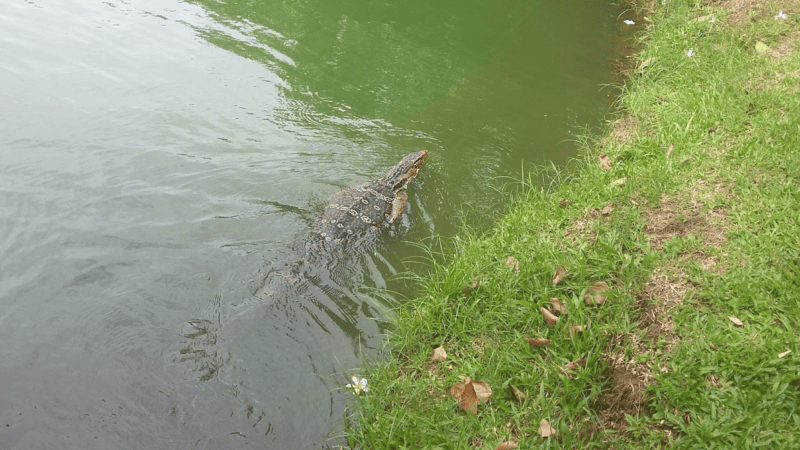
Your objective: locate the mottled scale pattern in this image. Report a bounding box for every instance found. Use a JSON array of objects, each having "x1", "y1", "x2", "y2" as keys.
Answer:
[
  {"x1": 313, "y1": 181, "x2": 396, "y2": 244},
  {"x1": 308, "y1": 149, "x2": 427, "y2": 250}
]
